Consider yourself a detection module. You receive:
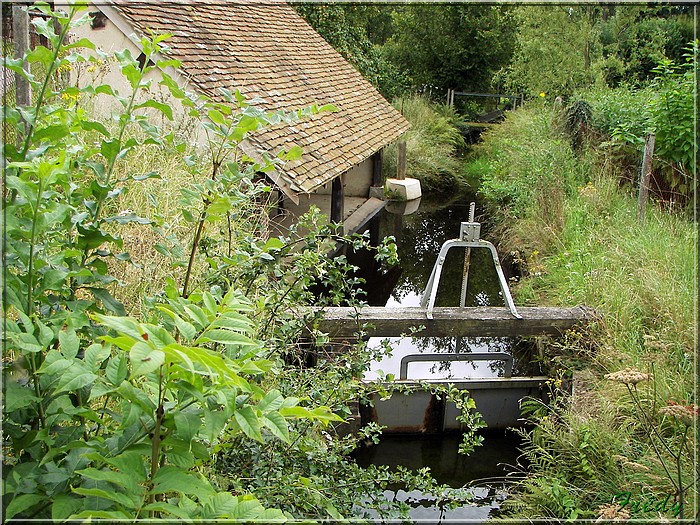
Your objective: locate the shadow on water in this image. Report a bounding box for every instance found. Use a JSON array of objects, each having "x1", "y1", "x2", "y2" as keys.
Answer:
[{"x1": 347, "y1": 190, "x2": 532, "y2": 521}]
